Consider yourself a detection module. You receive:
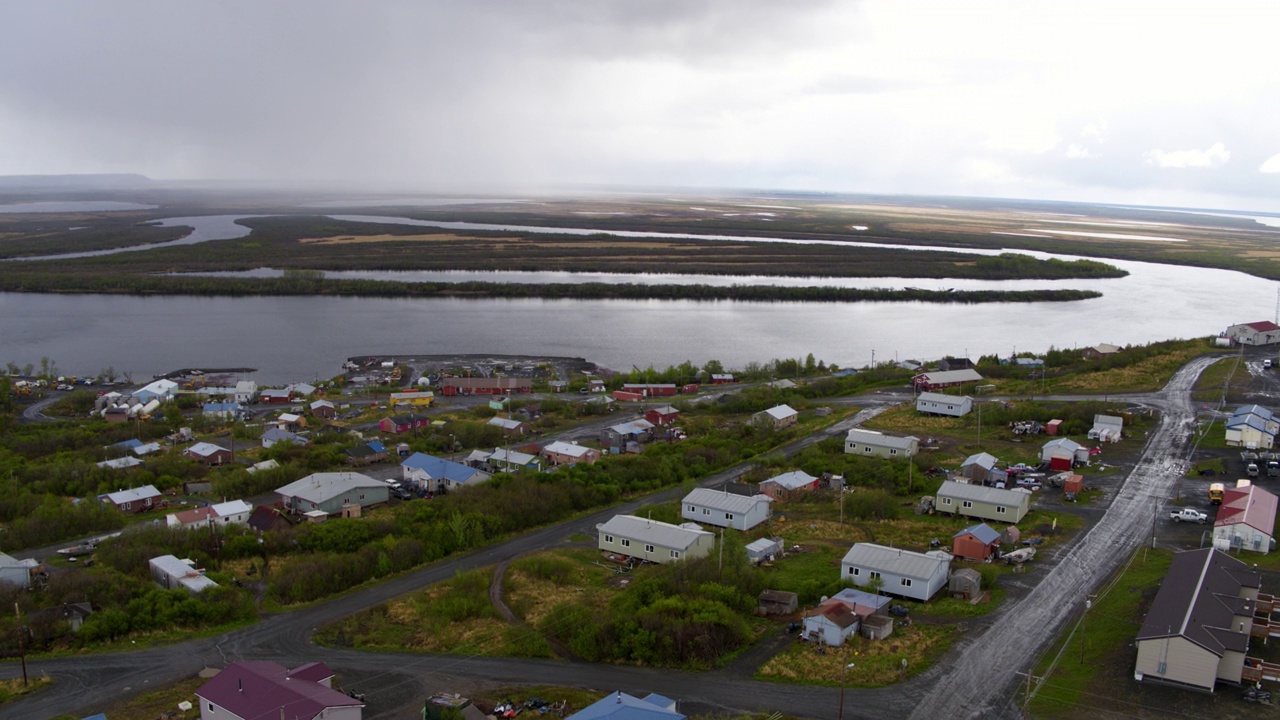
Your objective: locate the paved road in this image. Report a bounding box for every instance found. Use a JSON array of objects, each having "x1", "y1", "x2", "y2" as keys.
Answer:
[
  {"x1": 1, "y1": 403, "x2": 894, "y2": 719},
  {"x1": 905, "y1": 354, "x2": 1218, "y2": 720}
]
